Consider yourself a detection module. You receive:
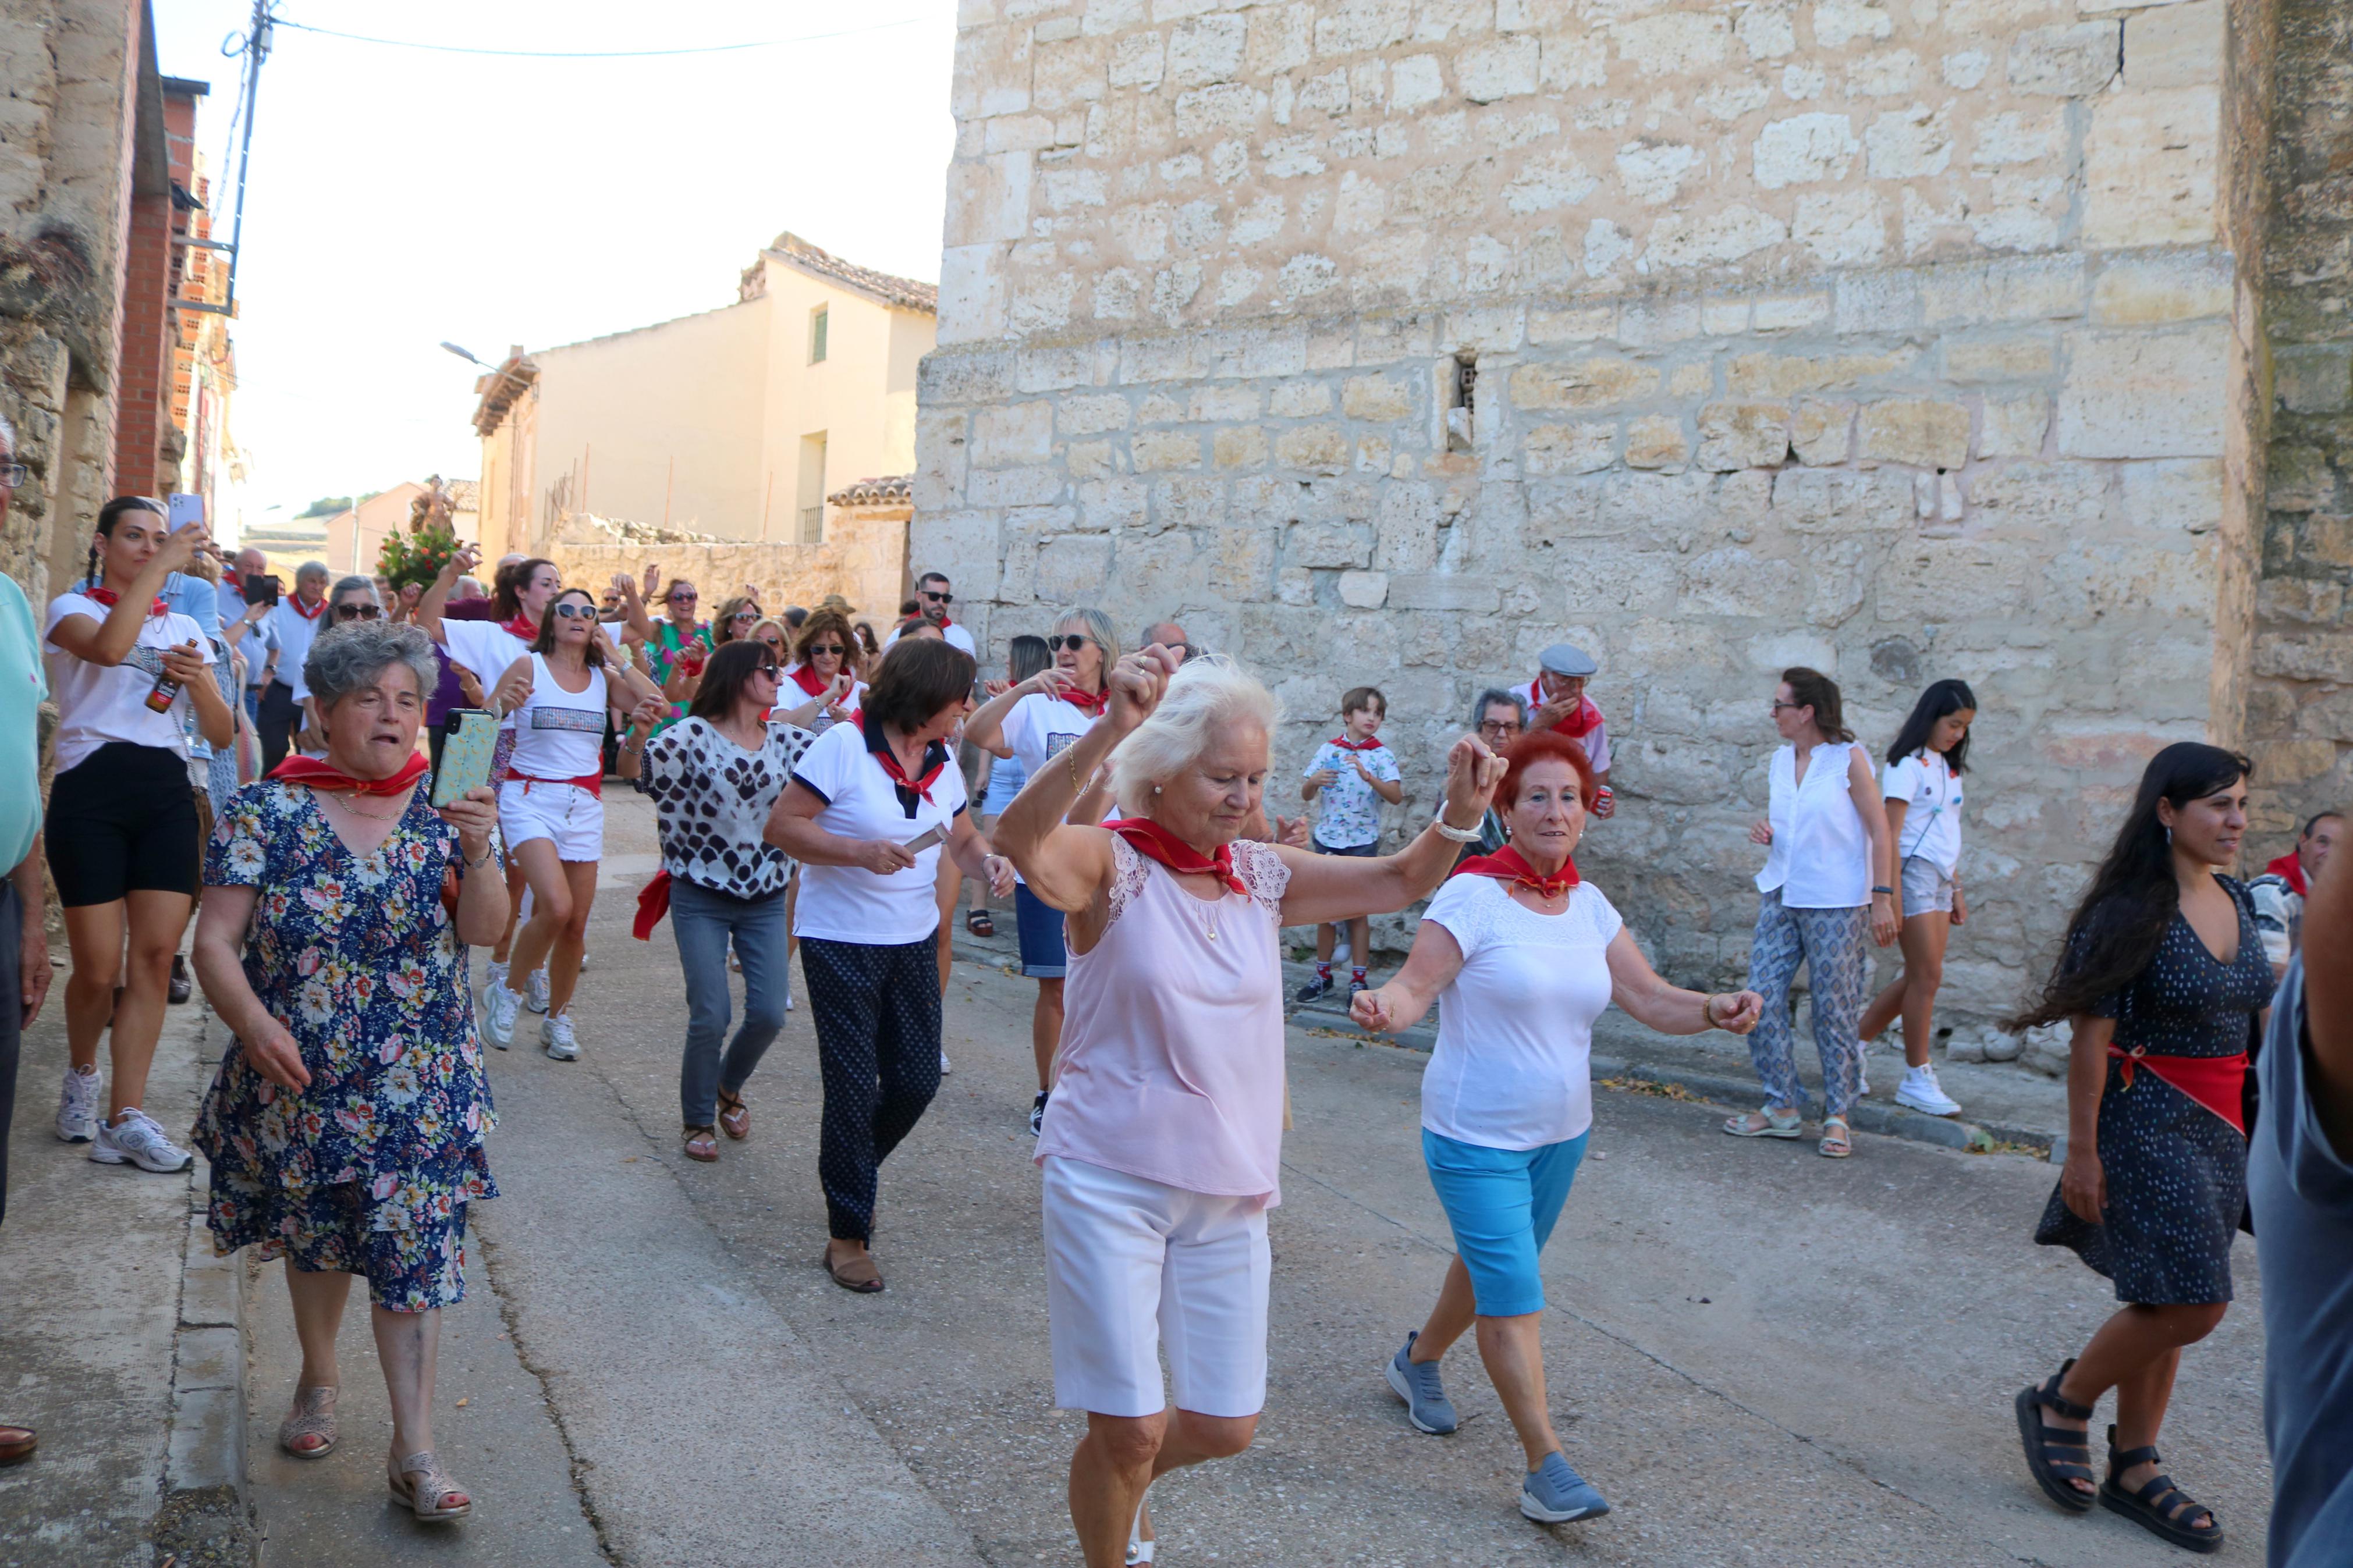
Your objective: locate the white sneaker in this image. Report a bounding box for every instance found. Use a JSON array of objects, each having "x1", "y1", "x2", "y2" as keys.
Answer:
[
  {"x1": 526, "y1": 966, "x2": 551, "y2": 1014},
  {"x1": 542, "y1": 1011, "x2": 580, "y2": 1061},
  {"x1": 56, "y1": 1064, "x2": 101, "y2": 1143},
  {"x1": 90, "y1": 1108, "x2": 194, "y2": 1172},
  {"x1": 485, "y1": 959, "x2": 508, "y2": 997},
  {"x1": 482, "y1": 982, "x2": 522, "y2": 1049},
  {"x1": 576, "y1": 945, "x2": 590, "y2": 973},
  {"x1": 1896, "y1": 1063, "x2": 1962, "y2": 1117},
  {"x1": 940, "y1": 1052, "x2": 953, "y2": 1076}
]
